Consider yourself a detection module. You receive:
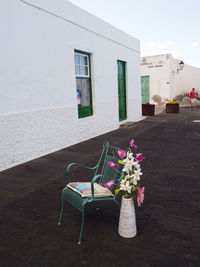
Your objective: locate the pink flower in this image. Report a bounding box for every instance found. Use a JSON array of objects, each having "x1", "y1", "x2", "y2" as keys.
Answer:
[
  {"x1": 137, "y1": 187, "x2": 145, "y2": 207},
  {"x1": 130, "y1": 139, "x2": 137, "y2": 149},
  {"x1": 108, "y1": 161, "x2": 119, "y2": 169},
  {"x1": 104, "y1": 179, "x2": 115, "y2": 188},
  {"x1": 135, "y1": 153, "x2": 145, "y2": 162},
  {"x1": 117, "y1": 149, "x2": 126, "y2": 159}
]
